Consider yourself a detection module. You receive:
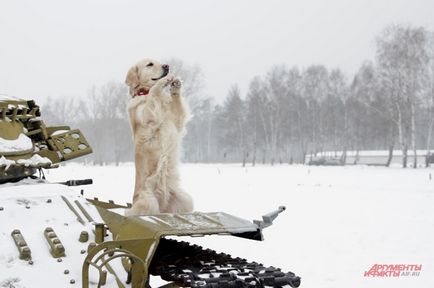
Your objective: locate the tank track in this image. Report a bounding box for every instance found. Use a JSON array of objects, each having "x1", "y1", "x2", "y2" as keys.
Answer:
[{"x1": 149, "y1": 238, "x2": 301, "y2": 288}]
